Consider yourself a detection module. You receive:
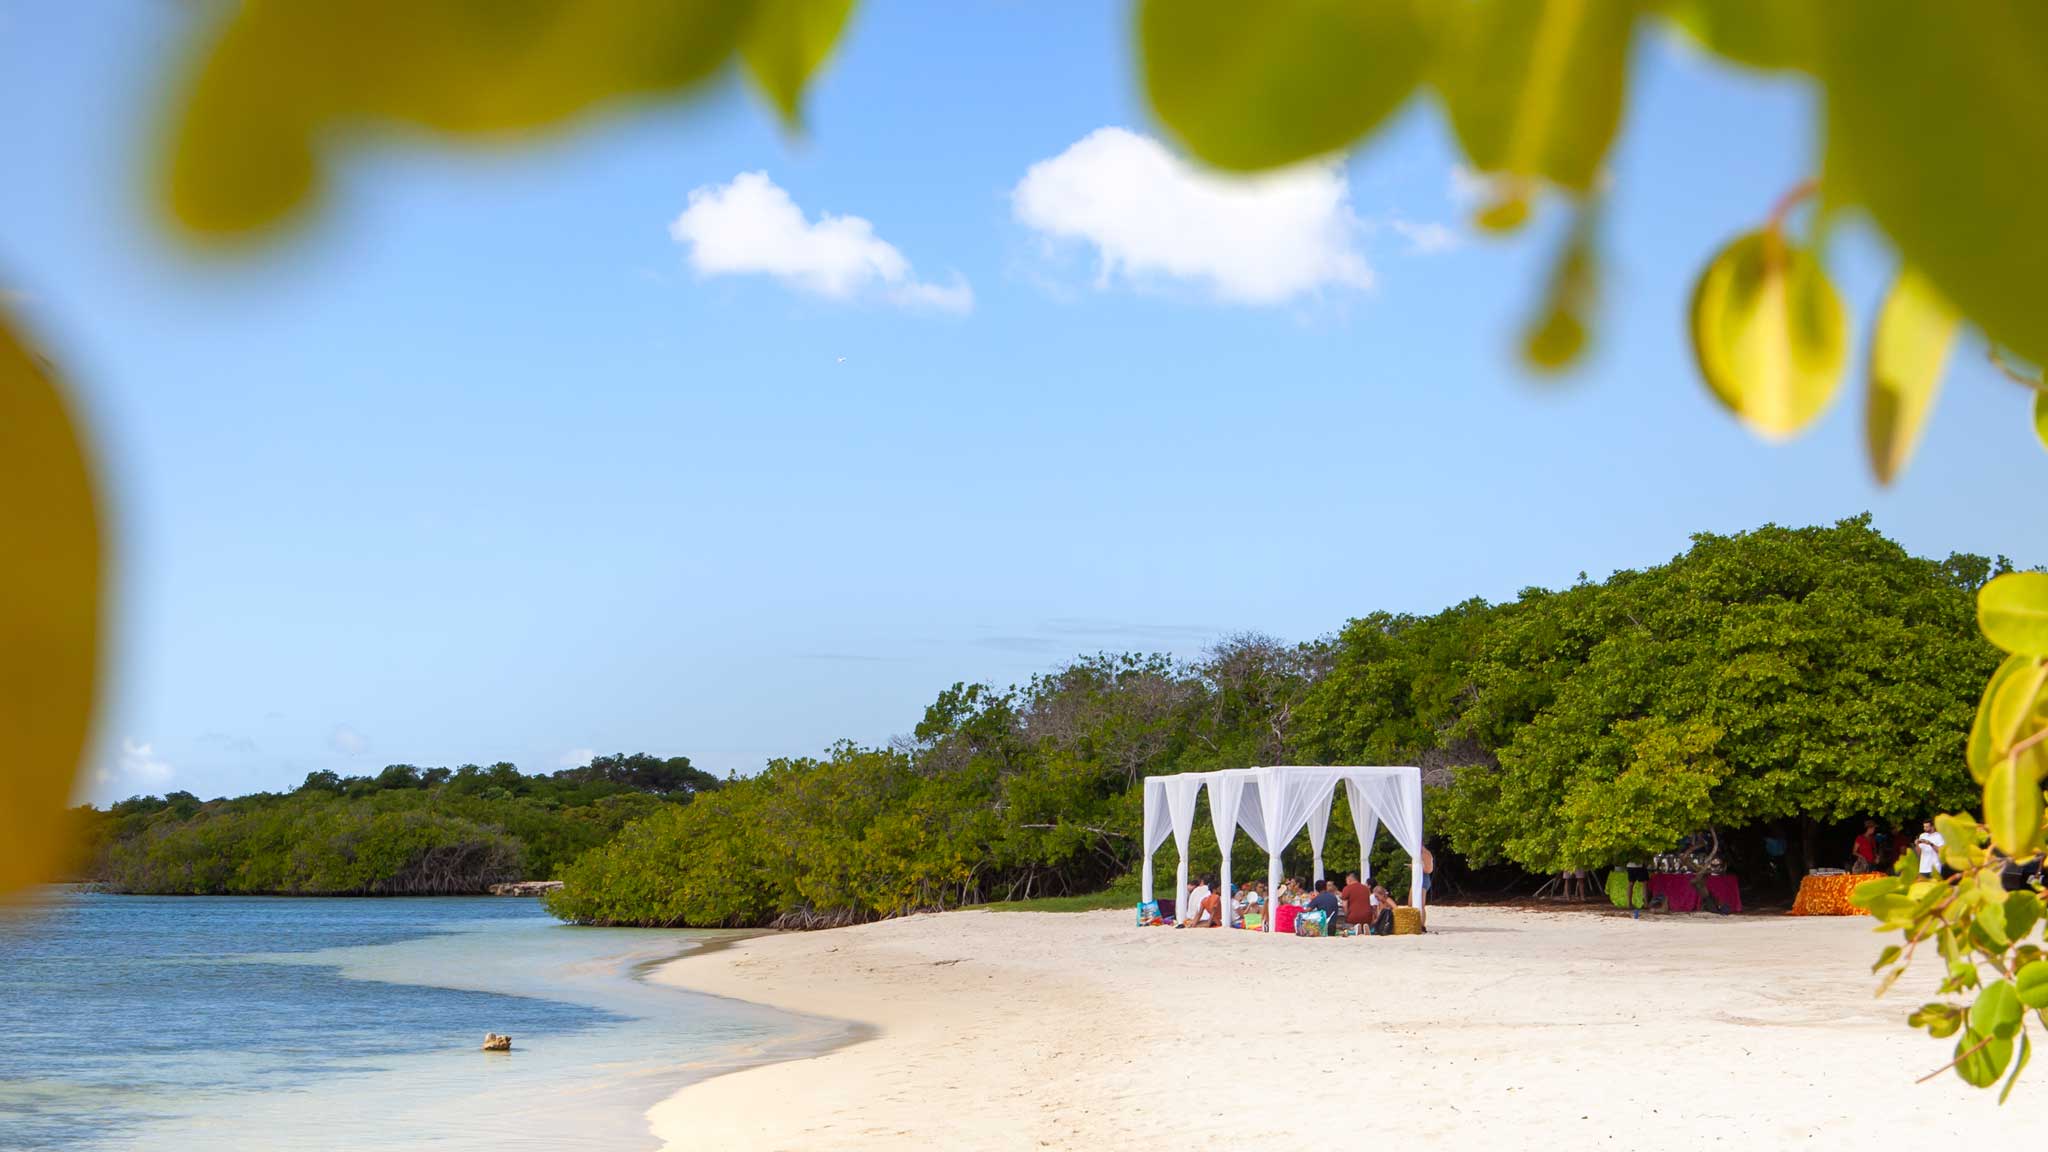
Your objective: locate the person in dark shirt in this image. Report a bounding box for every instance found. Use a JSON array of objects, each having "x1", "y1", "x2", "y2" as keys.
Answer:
[
  {"x1": 1368, "y1": 883, "x2": 1396, "y2": 935},
  {"x1": 1307, "y1": 879, "x2": 1341, "y2": 917}
]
